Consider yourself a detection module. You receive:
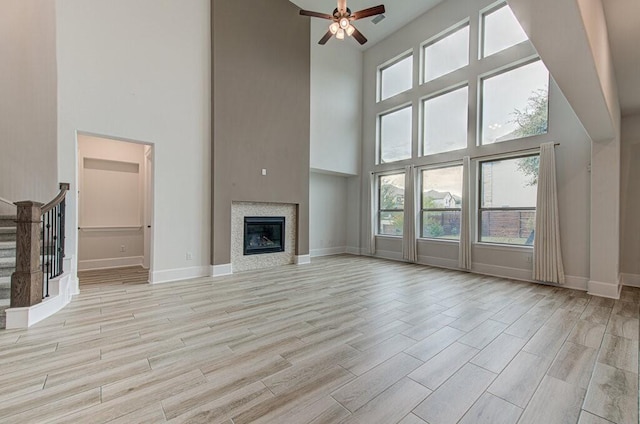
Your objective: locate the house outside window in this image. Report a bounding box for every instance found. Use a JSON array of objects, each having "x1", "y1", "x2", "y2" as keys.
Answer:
[
  {"x1": 479, "y1": 155, "x2": 539, "y2": 245},
  {"x1": 378, "y1": 173, "x2": 405, "y2": 236},
  {"x1": 421, "y1": 166, "x2": 463, "y2": 239}
]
